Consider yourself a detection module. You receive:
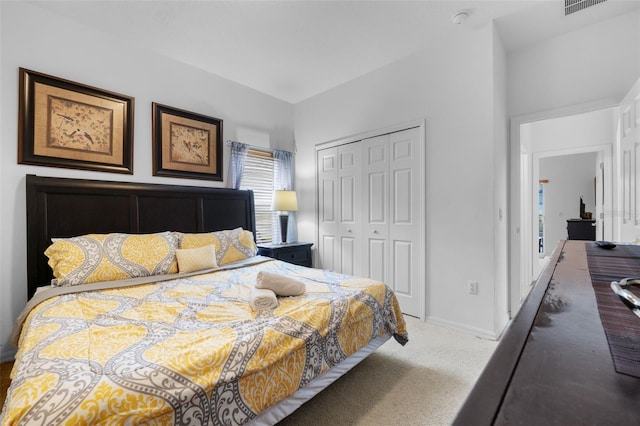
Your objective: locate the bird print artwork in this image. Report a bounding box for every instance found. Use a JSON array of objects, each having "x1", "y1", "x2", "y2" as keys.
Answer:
[
  {"x1": 48, "y1": 97, "x2": 112, "y2": 153},
  {"x1": 169, "y1": 123, "x2": 210, "y2": 166}
]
